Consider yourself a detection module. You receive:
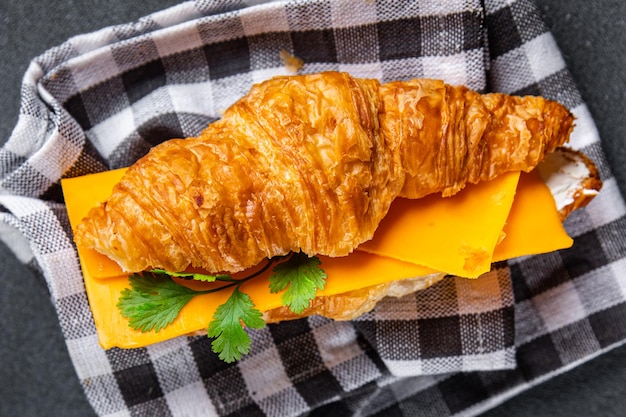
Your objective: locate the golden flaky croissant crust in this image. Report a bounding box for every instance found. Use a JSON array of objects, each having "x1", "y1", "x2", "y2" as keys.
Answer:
[{"x1": 74, "y1": 71, "x2": 574, "y2": 273}]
